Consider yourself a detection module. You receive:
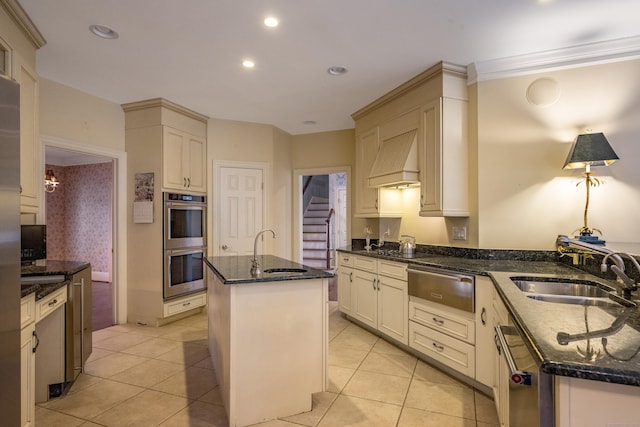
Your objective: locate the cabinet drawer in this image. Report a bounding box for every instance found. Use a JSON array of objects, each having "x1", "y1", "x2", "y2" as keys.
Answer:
[
  {"x1": 353, "y1": 255, "x2": 377, "y2": 273},
  {"x1": 409, "y1": 298, "x2": 475, "y2": 345},
  {"x1": 163, "y1": 292, "x2": 206, "y2": 317},
  {"x1": 378, "y1": 260, "x2": 407, "y2": 280},
  {"x1": 338, "y1": 253, "x2": 354, "y2": 267},
  {"x1": 409, "y1": 320, "x2": 475, "y2": 378},
  {"x1": 35, "y1": 286, "x2": 67, "y2": 323},
  {"x1": 21, "y1": 293, "x2": 36, "y2": 329}
]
